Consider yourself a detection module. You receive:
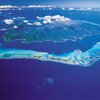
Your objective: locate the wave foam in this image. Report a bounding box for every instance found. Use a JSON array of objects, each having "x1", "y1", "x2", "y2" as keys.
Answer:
[{"x1": 0, "y1": 42, "x2": 100, "y2": 67}]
